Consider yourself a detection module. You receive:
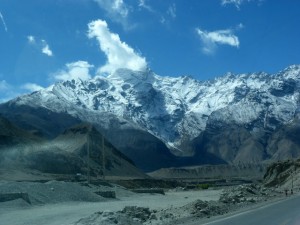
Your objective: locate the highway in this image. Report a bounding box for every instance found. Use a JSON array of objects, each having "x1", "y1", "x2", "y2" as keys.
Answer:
[{"x1": 199, "y1": 194, "x2": 300, "y2": 225}]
